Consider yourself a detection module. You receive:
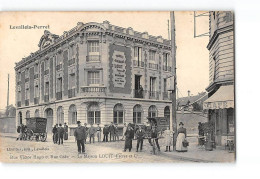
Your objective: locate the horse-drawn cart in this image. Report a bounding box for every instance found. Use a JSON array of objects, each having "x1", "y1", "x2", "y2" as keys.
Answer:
[{"x1": 26, "y1": 117, "x2": 47, "y2": 142}]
